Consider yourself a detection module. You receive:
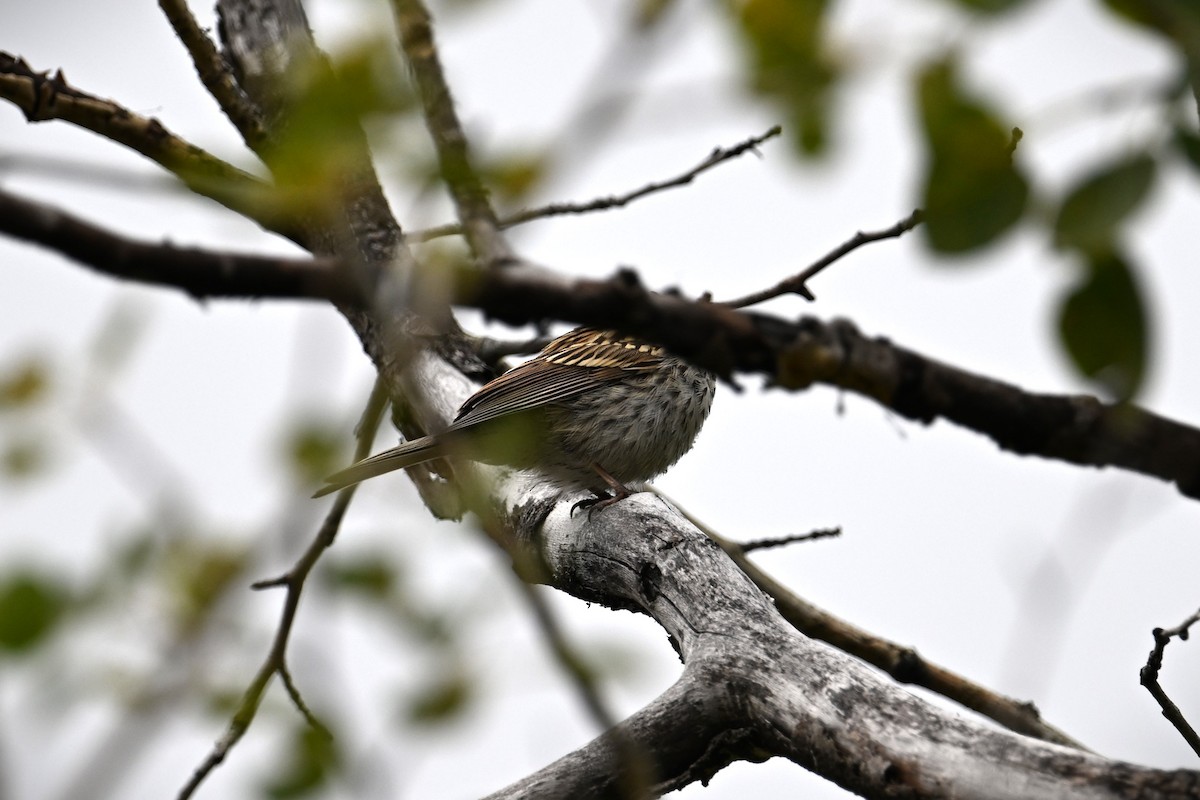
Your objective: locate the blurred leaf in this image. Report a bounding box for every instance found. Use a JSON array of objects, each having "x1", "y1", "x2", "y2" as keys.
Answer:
[
  {"x1": 165, "y1": 540, "x2": 248, "y2": 633},
  {"x1": 284, "y1": 420, "x2": 345, "y2": 485},
  {"x1": 266, "y1": 37, "x2": 415, "y2": 217},
  {"x1": 325, "y1": 557, "x2": 397, "y2": 598},
  {"x1": 480, "y1": 153, "x2": 547, "y2": 203},
  {"x1": 942, "y1": 0, "x2": 1030, "y2": 13},
  {"x1": 0, "y1": 572, "x2": 67, "y2": 653},
  {"x1": 1052, "y1": 154, "x2": 1157, "y2": 252},
  {"x1": 1057, "y1": 251, "x2": 1149, "y2": 399},
  {"x1": 1173, "y1": 126, "x2": 1200, "y2": 171},
  {"x1": 0, "y1": 356, "x2": 49, "y2": 411},
  {"x1": 633, "y1": 0, "x2": 678, "y2": 29},
  {"x1": 262, "y1": 725, "x2": 340, "y2": 799},
  {"x1": 1, "y1": 436, "x2": 48, "y2": 479},
  {"x1": 918, "y1": 59, "x2": 1028, "y2": 253},
  {"x1": 734, "y1": 0, "x2": 836, "y2": 155},
  {"x1": 87, "y1": 298, "x2": 150, "y2": 378},
  {"x1": 405, "y1": 671, "x2": 473, "y2": 725},
  {"x1": 1102, "y1": 0, "x2": 1200, "y2": 104}
]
